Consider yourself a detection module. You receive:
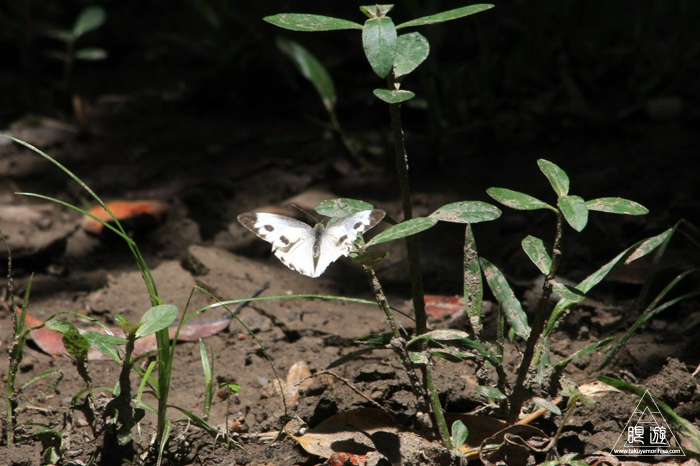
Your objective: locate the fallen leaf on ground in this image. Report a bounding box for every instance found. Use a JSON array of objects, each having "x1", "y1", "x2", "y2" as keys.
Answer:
[
  {"x1": 82, "y1": 200, "x2": 169, "y2": 235},
  {"x1": 16, "y1": 307, "x2": 231, "y2": 360}
]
